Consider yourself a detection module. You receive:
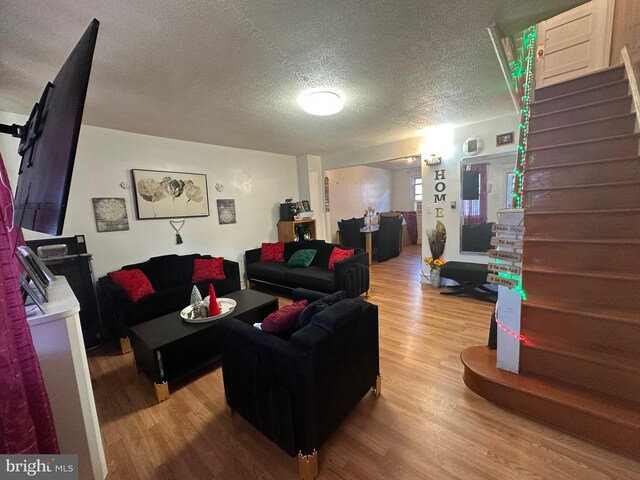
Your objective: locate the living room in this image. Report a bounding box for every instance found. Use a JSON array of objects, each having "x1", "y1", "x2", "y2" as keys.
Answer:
[{"x1": 1, "y1": 1, "x2": 639, "y2": 479}]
